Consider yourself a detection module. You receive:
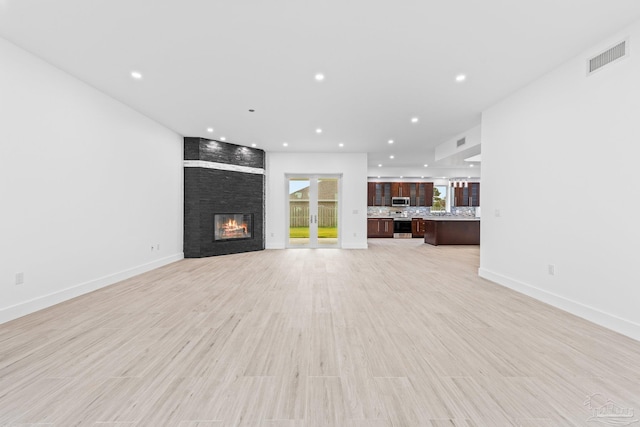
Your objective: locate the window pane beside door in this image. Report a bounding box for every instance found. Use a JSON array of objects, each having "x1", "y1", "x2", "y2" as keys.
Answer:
[
  {"x1": 289, "y1": 178, "x2": 310, "y2": 246},
  {"x1": 317, "y1": 178, "x2": 338, "y2": 246}
]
